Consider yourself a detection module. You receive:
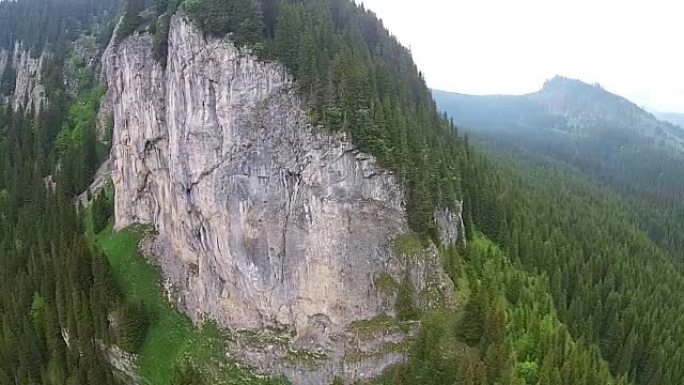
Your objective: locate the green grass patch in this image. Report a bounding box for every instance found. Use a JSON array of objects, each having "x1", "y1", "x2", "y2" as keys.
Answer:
[
  {"x1": 230, "y1": 329, "x2": 291, "y2": 349},
  {"x1": 344, "y1": 340, "x2": 412, "y2": 364},
  {"x1": 282, "y1": 349, "x2": 328, "y2": 369},
  {"x1": 393, "y1": 233, "x2": 423, "y2": 257},
  {"x1": 470, "y1": 231, "x2": 502, "y2": 254},
  {"x1": 374, "y1": 273, "x2": 398, "y2": 293},
  {"x1": 349, "y1": 315, "x2": 402, "y2": 338},
  {"x1": 91, "y1": 226, "x2": 287, "y2": 385}
]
